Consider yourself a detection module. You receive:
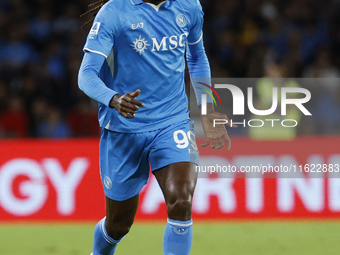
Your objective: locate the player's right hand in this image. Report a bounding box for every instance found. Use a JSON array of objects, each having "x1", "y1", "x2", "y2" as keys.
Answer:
[{"x1": 109, "y1": 89, "x2": 145, "y2": 119}]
